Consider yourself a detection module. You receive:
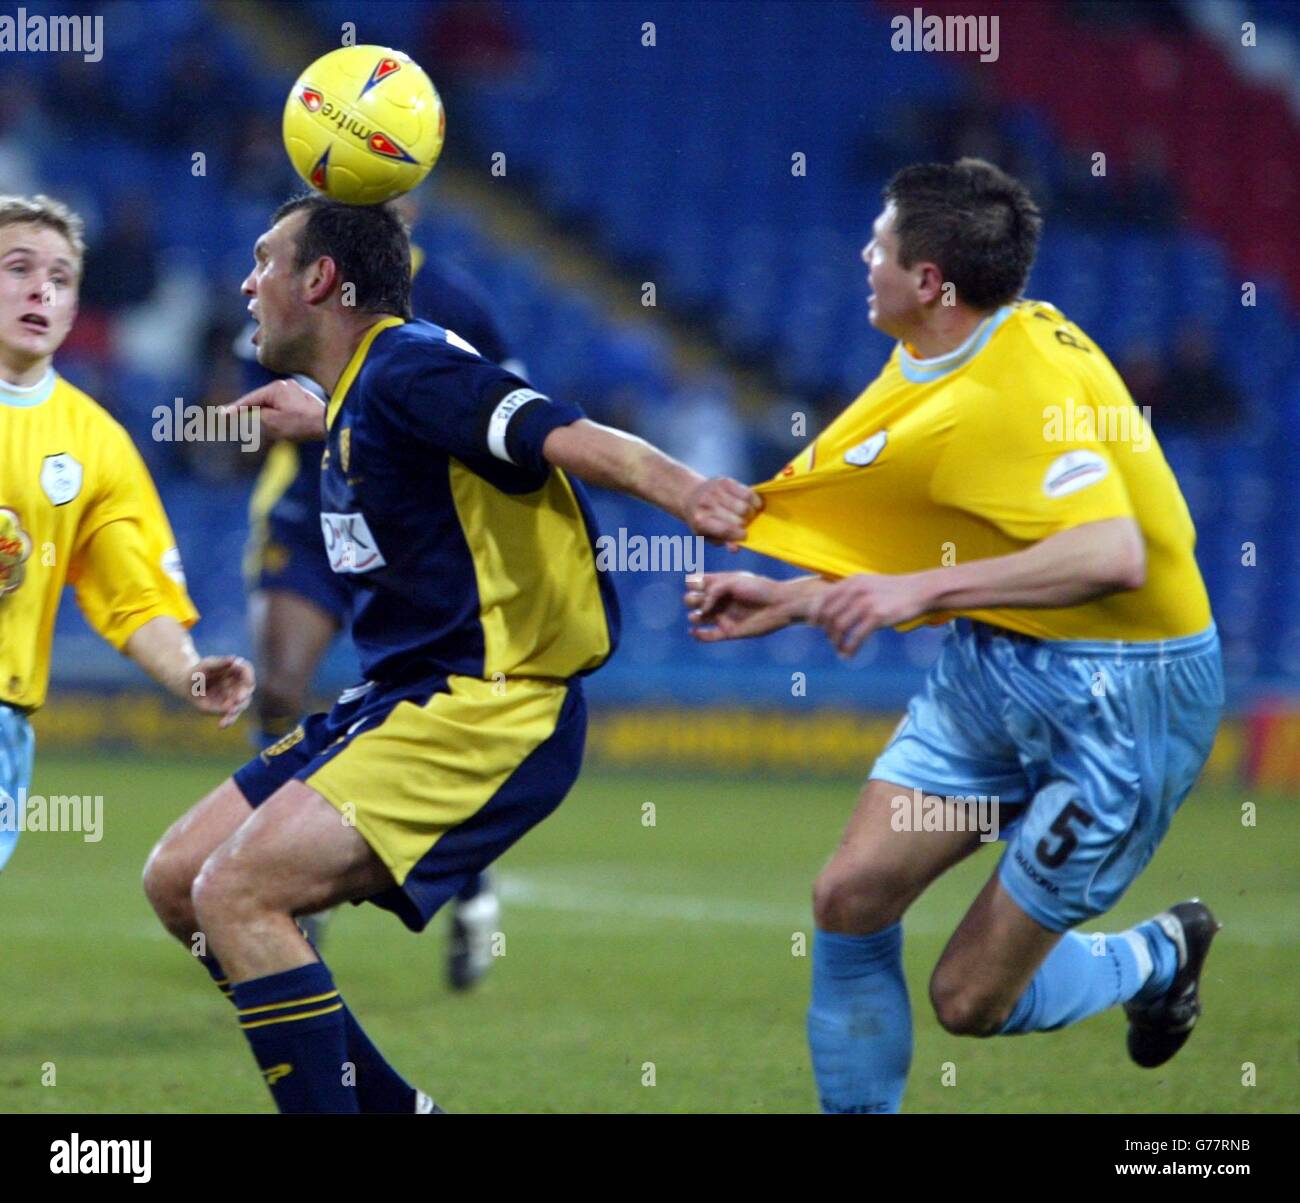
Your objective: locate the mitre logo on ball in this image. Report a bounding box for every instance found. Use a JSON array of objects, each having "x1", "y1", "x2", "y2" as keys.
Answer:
[{"x1": 282, "y1": 44, "x2": 445, "y2": 205}]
